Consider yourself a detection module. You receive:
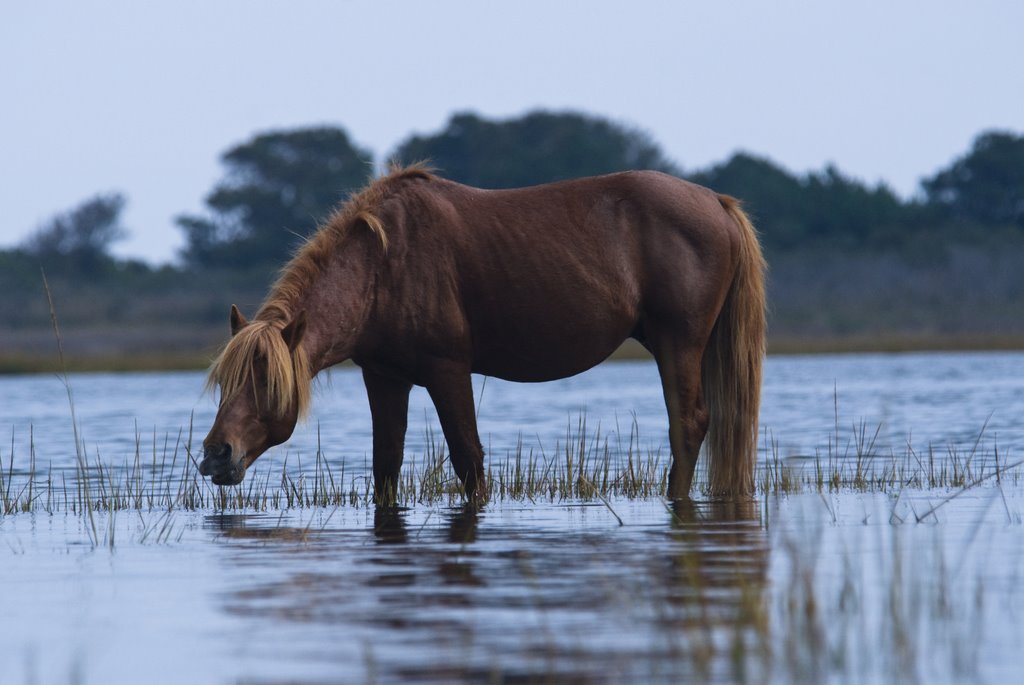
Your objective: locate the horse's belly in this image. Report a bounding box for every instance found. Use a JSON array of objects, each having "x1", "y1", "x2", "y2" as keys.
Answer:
[{"x1": 469, "y1": 307, "x2": 634, "y2": 382}]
